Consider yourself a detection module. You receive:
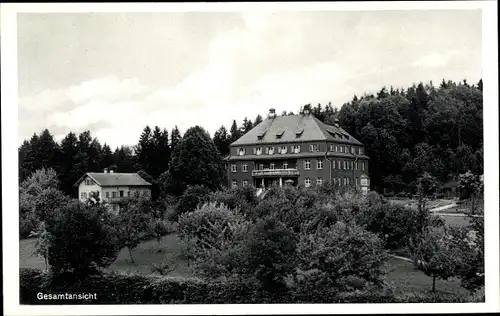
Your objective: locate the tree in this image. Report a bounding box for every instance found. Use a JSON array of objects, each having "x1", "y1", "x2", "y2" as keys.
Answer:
[
  {"x1": 213, "y1": 125, "x2": 231, "y2": 157},
  {"x1": 416, "y1": 172, "x2": 440, "y2": 235},
  {"x1": 254, "y1": 114, "x2": 263, "y2": 125},
  {"x1": 45, "y1": 201, "x2": 120, "y2": 277},
  {"x1": 409, "y1": 229, "x2": 458, "y2": 292},
  {"x1": 136, "y1": 126, "x2": 153, "y2": 174},
  {"x1": 148, "y1": 219, "x2": 175, "y2": 251},
  {"x1": 170, "y1": 126, "x2": 182, "y2": 153},
  {"x1": 296, "y1": 222, "x2": 388, "y2": 296},
  {"x1": 171, "y1": 185, "x2": 211, "y2": 221},
  {"x1": 111, "y1": 197, "x2": 153, "y2": 263},
  {"x1": 167, "y1": 126, "x2": 225, "y2": 196},
  {"x1": 229, "y1": 120, "x2": 241, "y2": 143}
]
